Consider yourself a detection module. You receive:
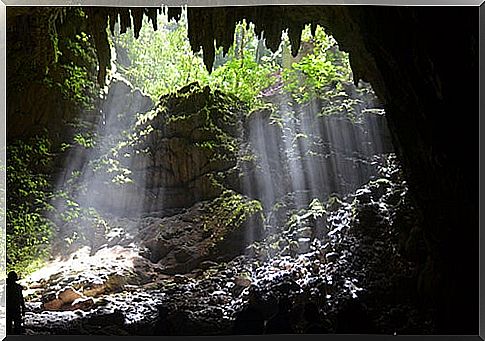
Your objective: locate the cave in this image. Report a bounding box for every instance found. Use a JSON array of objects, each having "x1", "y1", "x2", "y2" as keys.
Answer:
[{"x1": 4, "y1": 5, "x2": 479, "y2": 336}]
